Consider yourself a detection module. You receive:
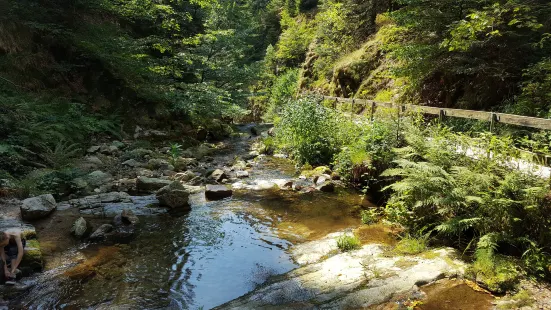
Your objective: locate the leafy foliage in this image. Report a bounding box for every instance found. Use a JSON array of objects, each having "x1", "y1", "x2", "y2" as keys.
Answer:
[
  {"x1": 336, "y1": 234, "x2": 361, "y2": 252},
  {"x1": 274, "y1": 96, "x2": 356, "y2": 165}
]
